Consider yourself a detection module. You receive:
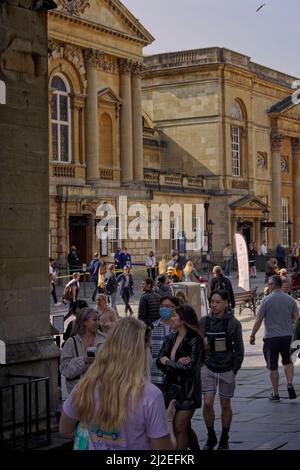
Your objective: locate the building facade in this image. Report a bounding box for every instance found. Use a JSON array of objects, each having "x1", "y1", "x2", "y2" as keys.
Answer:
[
  {"x1": 48, "y1": 1, "x2": 207, "y2": 267},
  {"x1": 143, "y1": 48, "x2": 300, "y2": 253}
]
